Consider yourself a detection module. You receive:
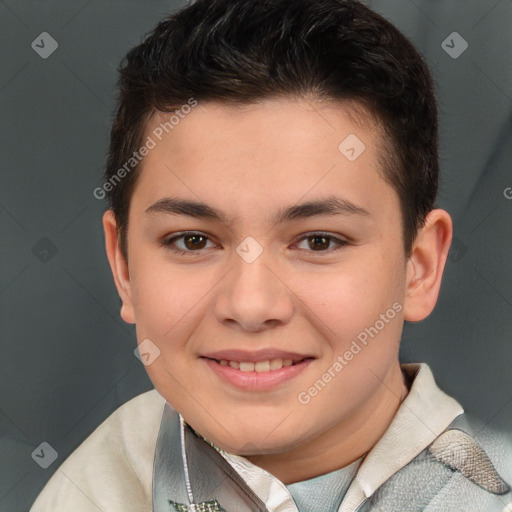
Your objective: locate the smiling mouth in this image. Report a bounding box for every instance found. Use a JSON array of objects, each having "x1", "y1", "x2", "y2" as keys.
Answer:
[{"x1": 205, "y1": 357, "x2": 311, "y2": 372}]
